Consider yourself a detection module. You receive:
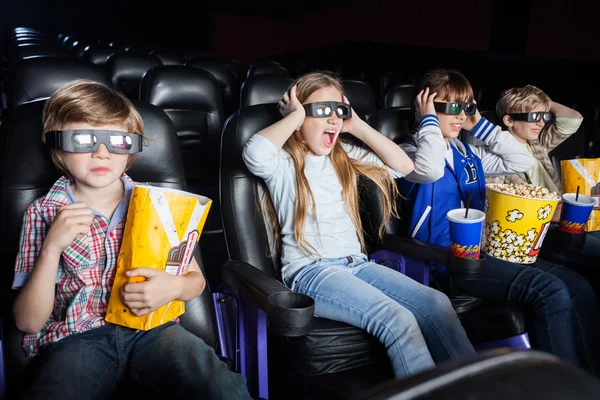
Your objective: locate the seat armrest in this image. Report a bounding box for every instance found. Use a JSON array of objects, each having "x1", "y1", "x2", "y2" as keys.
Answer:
[
  {"x1": 381, "y1": 234, "x2": 448, "y2": 265},
  {"x1": 222, "y1": 260, "x2": 314, "y2": 337},
  {"x1": 381, "y1": 234, "x2": 485, "y2": 279}
]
